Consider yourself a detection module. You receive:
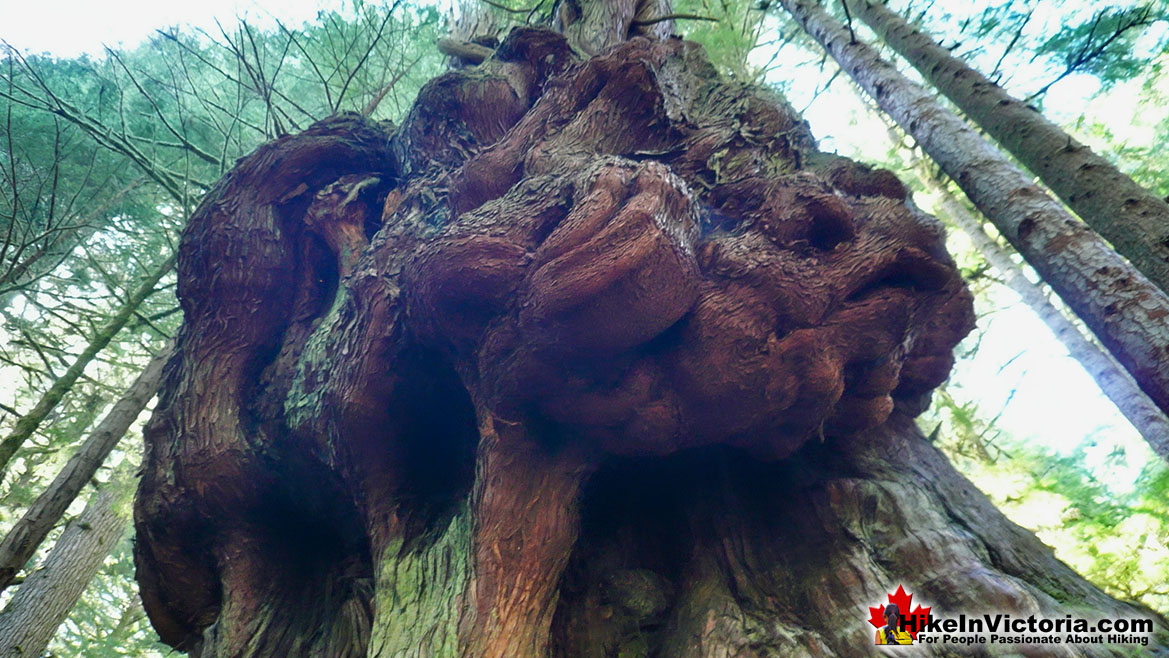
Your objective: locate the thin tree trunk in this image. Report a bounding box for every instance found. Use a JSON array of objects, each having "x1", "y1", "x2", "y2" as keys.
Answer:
[
  {"x1": 0, "y1": 460, "x2": 134, "y2": 658},
  {"x1": 0, "y1": 253, "x2": 175, "y2": 476},
  {"x1": 779, "y1": 0, "x2": 1169, "y2": 418},
  {"x1": 920, "y1": 174, "x2": 1169, "y2": 455},
  {"x1": 846, "y1": 0, "x2": 1169, "y2": 296},
  {"x1": 0, "y1": 344, "x2": 171, "y2": 593}
]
